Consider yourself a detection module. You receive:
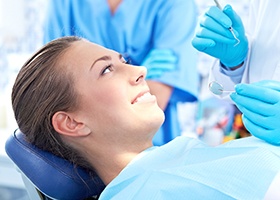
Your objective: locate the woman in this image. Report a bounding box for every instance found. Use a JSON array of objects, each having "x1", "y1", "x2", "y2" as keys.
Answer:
[
  {"x1": 43, "y1": 0, "x2": 199, "y2": 146},
  {"x1": 12, "y1": 36, "x2": 280, "y2": 199}
]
